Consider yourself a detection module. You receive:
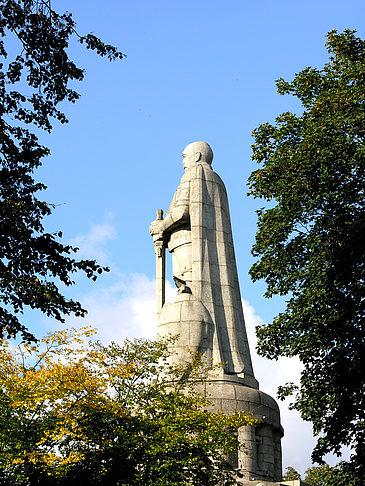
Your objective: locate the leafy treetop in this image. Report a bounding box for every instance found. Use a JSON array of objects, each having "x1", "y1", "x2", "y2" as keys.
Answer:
[
  {"x1": 0, "y1": 0, "x2": 125, "y2": 341},
  {"x1": 282, "y1": 466, "x2": 301, "y2": 481},
  {"x1": 0, "y1": 328, "x2": 256, "y2": 485},
  {"x1": 248, "y1": 29, "x2": 364, "y2": 477}
]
